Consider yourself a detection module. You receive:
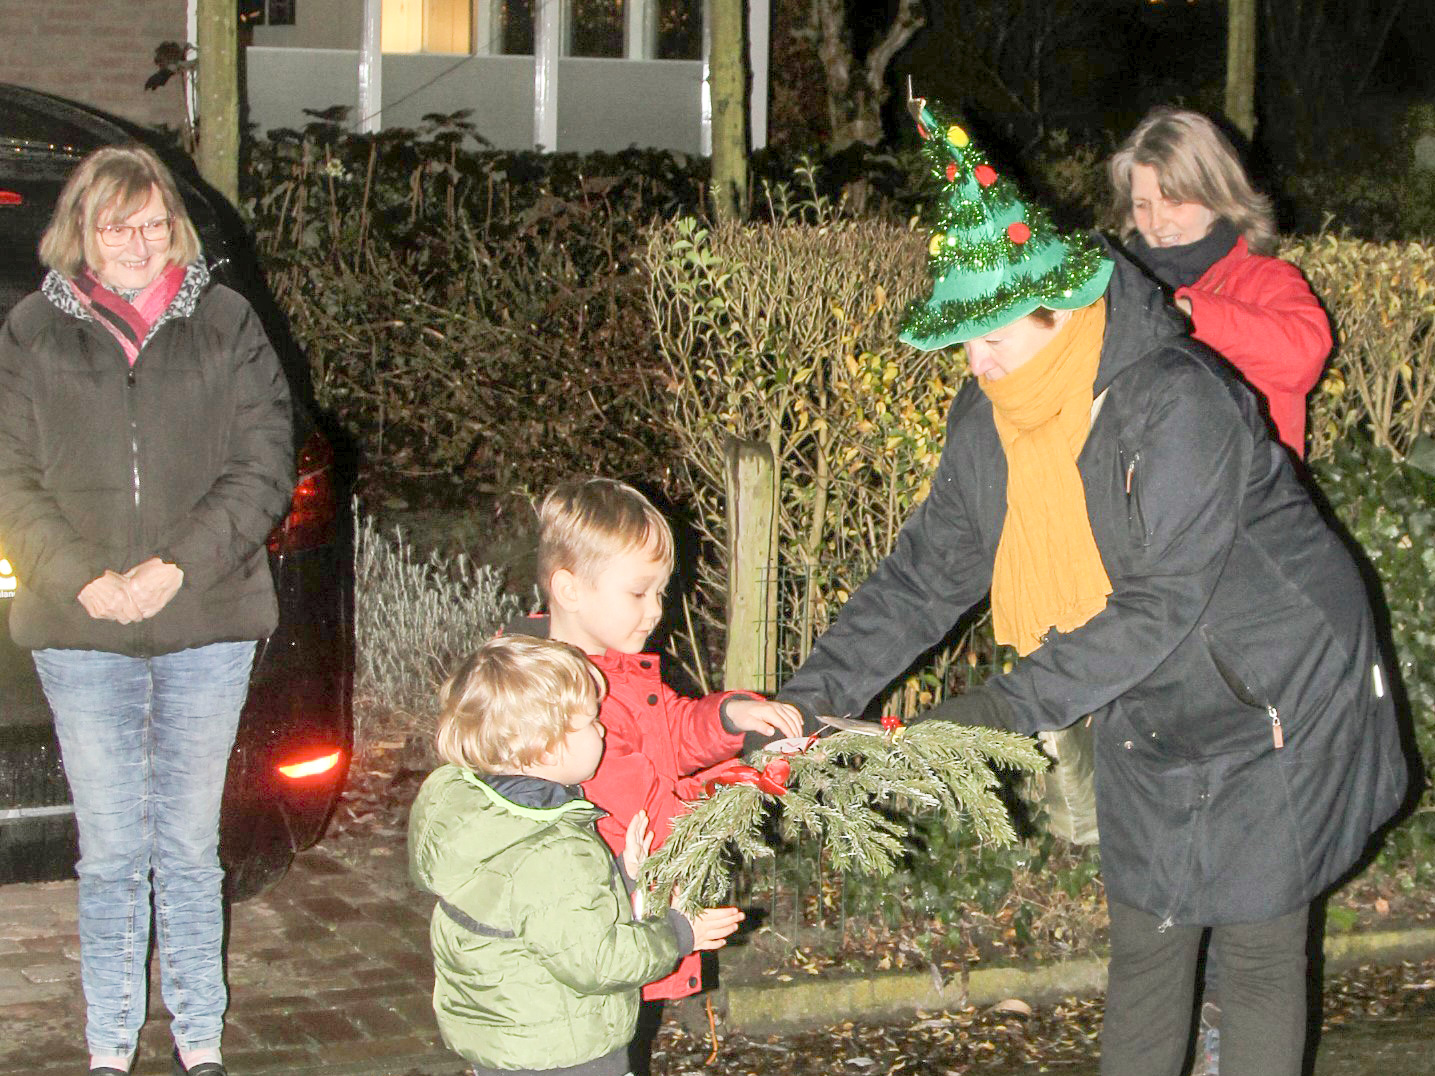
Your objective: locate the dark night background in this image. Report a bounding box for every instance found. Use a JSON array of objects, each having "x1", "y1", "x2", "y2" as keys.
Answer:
[{"x1": 836, "y1": 1, "x2": 1435, "y2": 158}]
